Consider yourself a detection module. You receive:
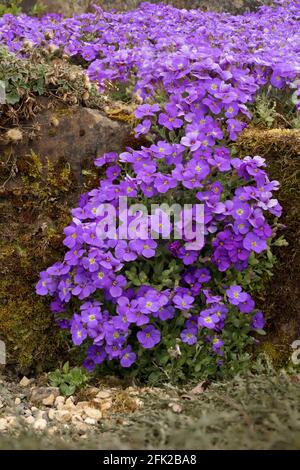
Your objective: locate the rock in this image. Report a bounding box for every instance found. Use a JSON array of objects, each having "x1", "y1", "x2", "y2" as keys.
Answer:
[
  {"x1": 15, "y1": 397, "x2": 21, "y2": 406},
  {"x1": 76, "y1": 422, "x2": 89, "y2": 434},
  {"x1": 76, "y1": 401, "x2": 91, "y2": 410},
  {"x1": 0, "y1": 97, "x2": 129, "y2": 372},
  {"x1": 42, "y1": 394, "x2": 56, "y2": 407},
  {"x1": 33, "y1": 418, "x2": 47, "y2": 431},
  {"x1": 48, "y1": 426, "x2": 58, "y2": 436},
  {"x1": 11, "y1": 101, "x2": 129, "y2": 184},
  {"x1": 99, "y1": 400, "x2": 112, "y2": 413},
  {"x1": 63, "y1": 397, "x2": 76, "y2": 410},
  {"x1": 83, "y1": 407, "x2": 102, "y2": 421},
  {"x1": 21, "y1": 0, "x2": 91, "y2": 16},
  {"x1": 30, "y1": 387, "x2": 59, "y2": 405},
  {"x1": 54, "y1": 396, "x2": 65, "y2": 409},
  {"x1": 96, "y1": 390, "x2": 112, "y2": 400},
  {"x1": 0, "y1": 418, "x2": 8, "y2": 432},
  {"x1": 31, "y1": 409, "x2": 48, "y2": 421},
  {"x1": 0, "y1": 400, "x2": 4, "y2": 409},
  {"x1": 119, "y1": 419, "x2": 130, "y2": 426},
  {"x1": 5, "y1": 416, "x2": 18, "y2": 428},
  {"x1": 71, "y1": 414, "x2": 84, "y2": 425},
  {"x1": 87, "y1": 387, "x2": 101, "y2": 396},
  {"x1": 84, "y1": 417, "x2": 97, "y2": 426},
  {"x1": 19, "y1": 376, "x2": 31, "y2": 387},
  {"x1": 55, "y1": 410, "x2": 72, "y2": 424},
  {"x1": 48, "y1": 409, "x2": 56, "y2": 421},
  {"x1": 24, "y1": 416, "x2": 35, "y2": 425},
  {"x1": 21, "y1": 0, "x2": 265, "y2": 15}
]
